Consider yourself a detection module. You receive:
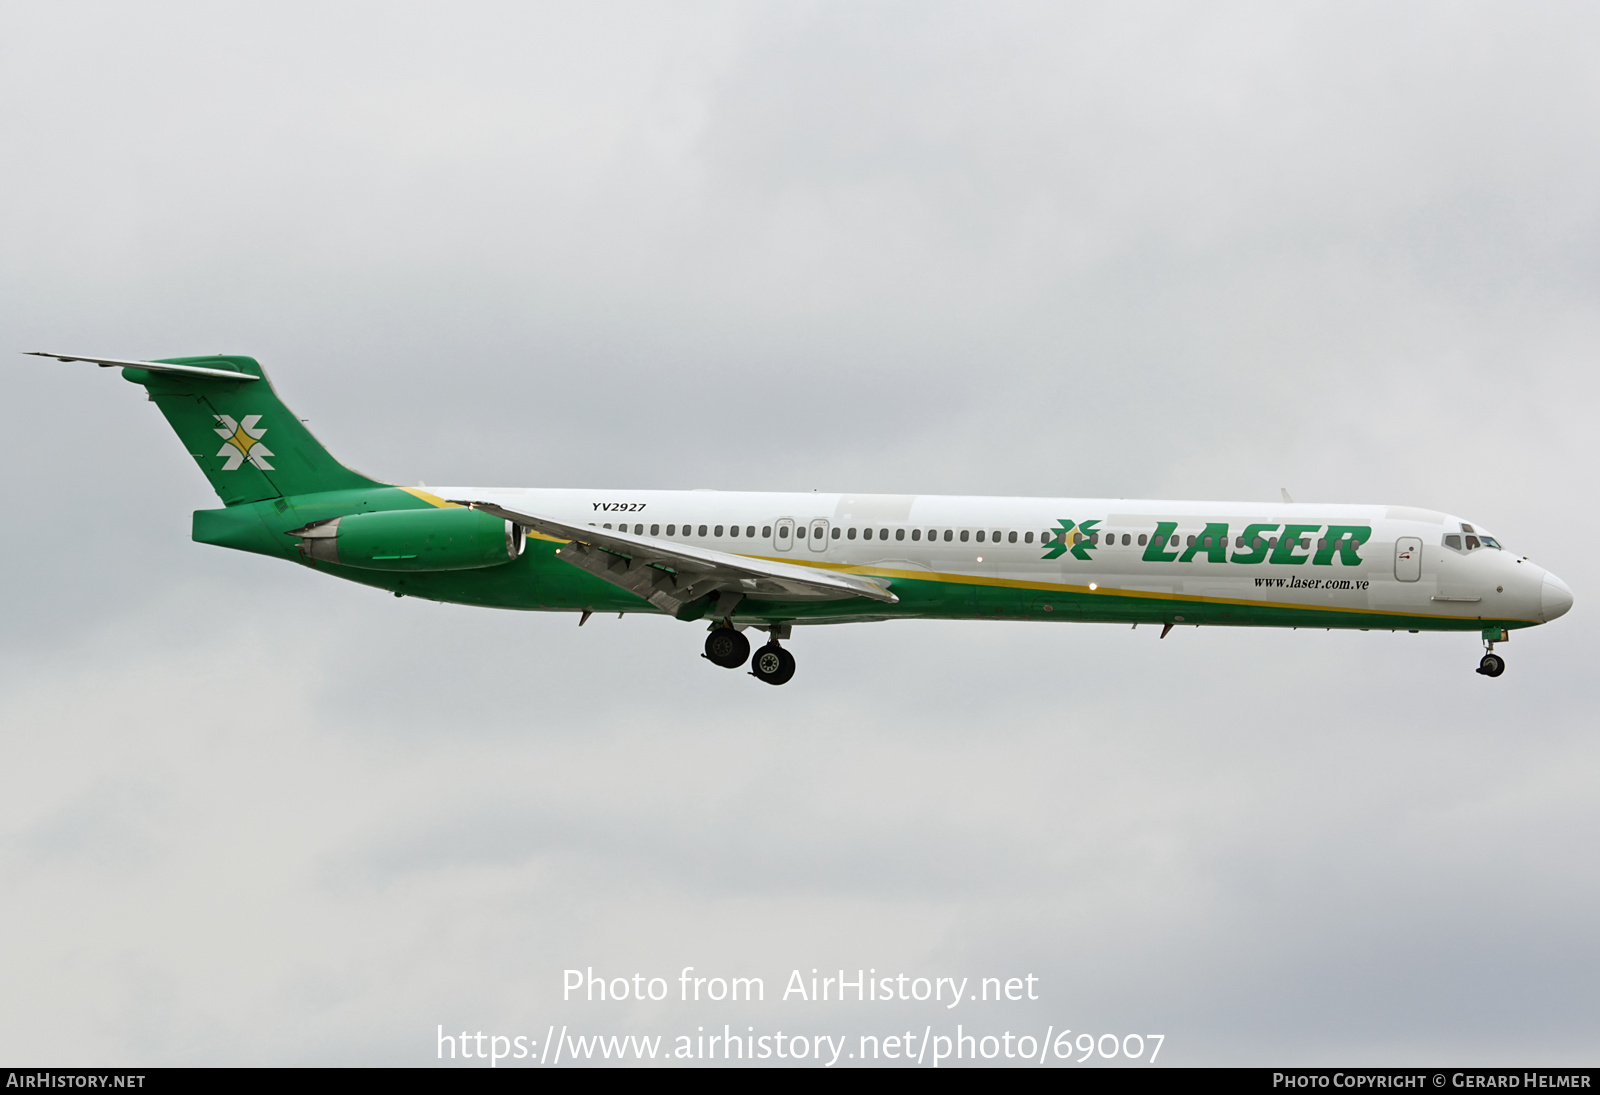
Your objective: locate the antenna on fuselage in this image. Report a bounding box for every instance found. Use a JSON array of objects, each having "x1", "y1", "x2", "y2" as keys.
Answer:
[{"x1": 1280, "y1": 488, "x2": 1295, "y2": 504}]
